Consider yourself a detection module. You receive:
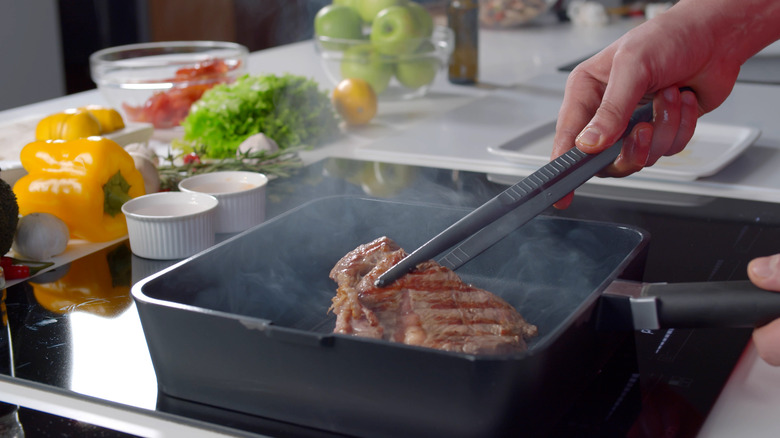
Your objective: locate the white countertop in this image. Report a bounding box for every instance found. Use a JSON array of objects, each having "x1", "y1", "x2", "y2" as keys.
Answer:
[{"x1": 2, "y1": 14, "x2": 780, "y2": 438}]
